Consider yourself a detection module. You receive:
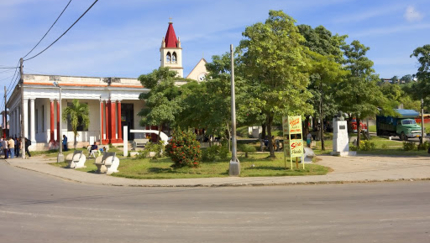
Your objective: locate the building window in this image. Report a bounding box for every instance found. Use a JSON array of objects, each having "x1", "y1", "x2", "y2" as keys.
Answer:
[
  {"x1": 36, "y1": 109, "x2": 38, "y2": 134},
  {"x1": 41, "y1": 105, "x2": 45, "y2": 131},
  {"x1": 172, "y1": 52, "x2": 177, "y2": 63},
  {"x1": 166, "y1": 52, "x2": 171, "y2": 63}
]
